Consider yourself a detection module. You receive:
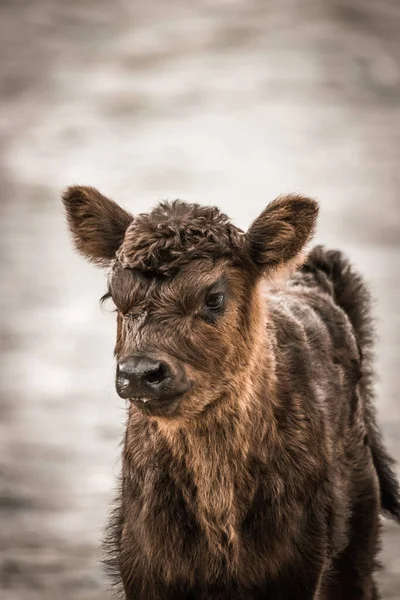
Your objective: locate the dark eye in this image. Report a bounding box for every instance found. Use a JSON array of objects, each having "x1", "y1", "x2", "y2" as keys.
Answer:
[{"x1": 205, "y1": 292, "x2": 225, "y2": 311}]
